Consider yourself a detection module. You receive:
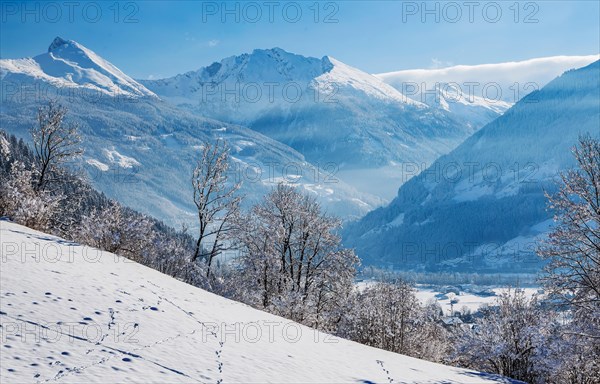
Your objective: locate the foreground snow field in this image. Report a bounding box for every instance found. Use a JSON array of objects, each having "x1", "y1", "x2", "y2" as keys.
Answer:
[{"x1": 0, "y1": 221, "x2": 517, "y2": 383}]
